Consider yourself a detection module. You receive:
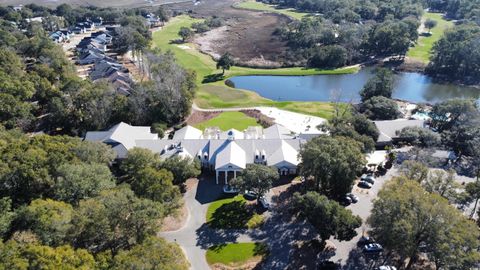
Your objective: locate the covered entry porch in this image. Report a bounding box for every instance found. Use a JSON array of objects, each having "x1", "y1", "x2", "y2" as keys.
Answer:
[{"x1": 215, "y1": 169, "x2": 241, "y2": 185}]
